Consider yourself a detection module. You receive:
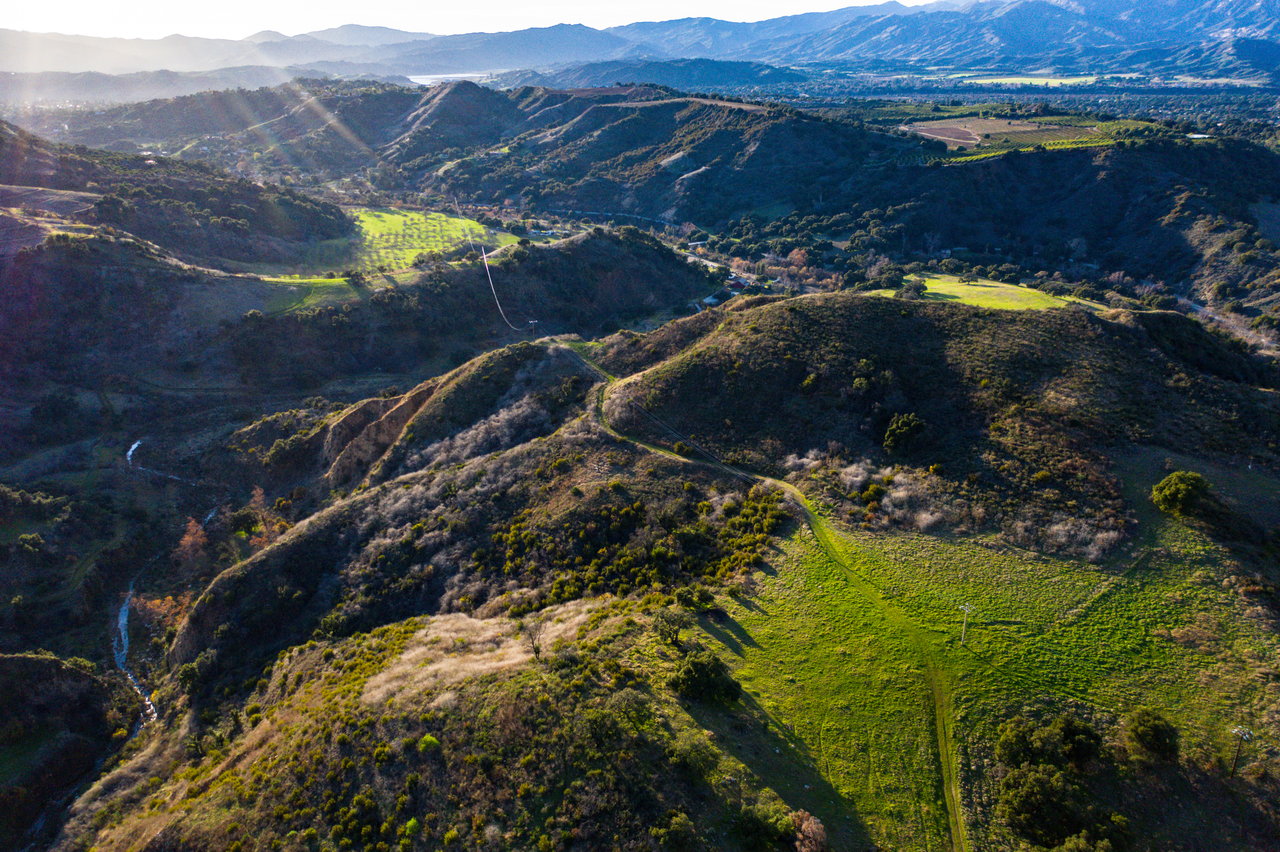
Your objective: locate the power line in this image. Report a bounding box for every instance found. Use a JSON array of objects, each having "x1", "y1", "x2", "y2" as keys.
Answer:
[{"x1": 452, "y1": 197, "x2": 520, "y2": 332}]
